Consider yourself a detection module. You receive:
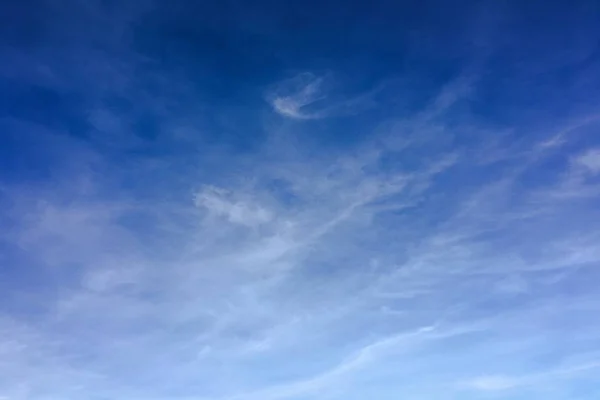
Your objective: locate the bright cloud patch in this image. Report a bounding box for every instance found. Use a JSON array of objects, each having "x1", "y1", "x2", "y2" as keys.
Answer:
[
  {"x1": 195, "y1": 186, "x2": 274, "y2": 227},
  {"x1": 574, "y1": 148, "x2": 600, "y2": 175}
]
